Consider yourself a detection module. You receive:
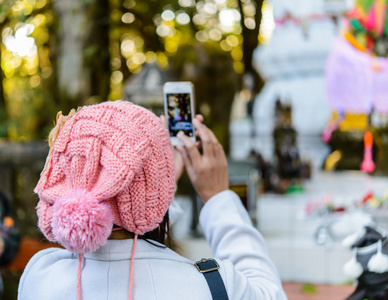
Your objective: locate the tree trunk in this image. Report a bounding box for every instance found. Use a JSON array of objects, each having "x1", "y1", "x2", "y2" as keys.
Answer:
[
  {"x1": 237, "y1": 0, "x2": 265, "y2": 120},
  {"x1": 0, "y1": 19, "x2": 9, "y2": 138},
  {"x1": 85, "y1": 0, "x2": 111, "y2": 102},
  {"x1": 238, "y1": 0, "x2": 265, "y2": 152},
  {"x1": 238, "y1": 0, "x2": 264, "y2": 94},
  {"x1": 53, "y1": 0, "x2": 111, "y2": 111},
  {"x1": 0, "y1": 44, "x2": 5, "y2": 109}
]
